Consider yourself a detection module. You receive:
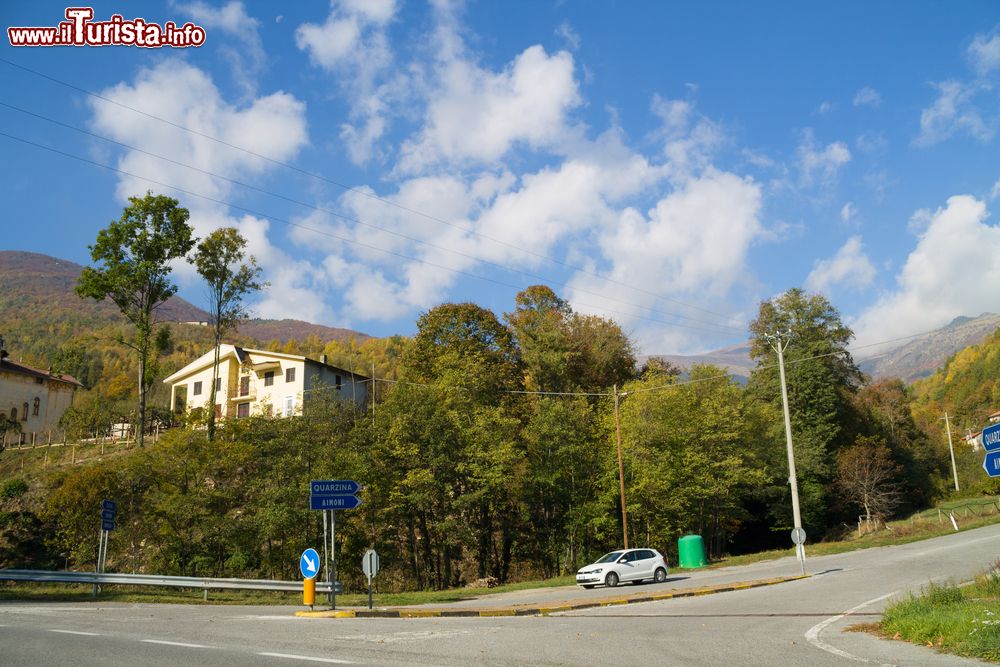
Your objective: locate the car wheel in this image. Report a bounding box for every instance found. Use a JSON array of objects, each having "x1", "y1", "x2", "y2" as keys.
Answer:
[
  {"x1": 654, "y1": 567, "x2": 667, "y2": 583},
  {"x1": 605, "y1": 571, "x2": 619, "y2": 588}
]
